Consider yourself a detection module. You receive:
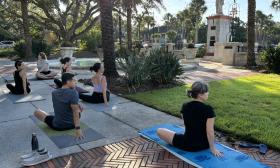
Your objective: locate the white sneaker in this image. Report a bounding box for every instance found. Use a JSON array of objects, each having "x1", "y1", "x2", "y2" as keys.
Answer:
[
  {"x1": 20, "y1": 148, "x2": 47, "y2": 160},
  {"x1": 21, "y1": 151, "x2": 52, "y2": 166}
]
